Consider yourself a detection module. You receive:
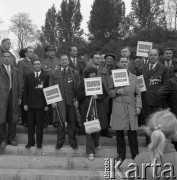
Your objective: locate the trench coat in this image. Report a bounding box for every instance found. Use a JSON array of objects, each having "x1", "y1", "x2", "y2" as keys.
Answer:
[
  {"x1": 77, "y1": 82, "x2": 108, "y2": 130},
  {"x1": 109, "y1": 72, "x2": 142, "y2": 130},
  {"x1": 0, "y1": 64, "x2": 20, "y2": 124}
]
